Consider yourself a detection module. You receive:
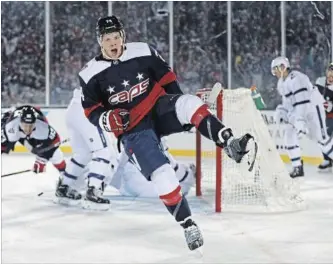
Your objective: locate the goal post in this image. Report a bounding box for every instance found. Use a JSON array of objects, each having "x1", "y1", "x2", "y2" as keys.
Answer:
[{"x1": 195, "y1": 87, "x2": 305, "y2": 213}]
